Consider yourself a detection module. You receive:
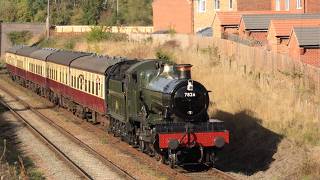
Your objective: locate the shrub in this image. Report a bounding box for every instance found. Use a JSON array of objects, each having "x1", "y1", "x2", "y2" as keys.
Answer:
[
  {"x1": 7, "y1": 31, "x2": 33, "y2": 45},
  {"x1": 86, "y1": 26, "x2": 128, "y2": 42},
  {"x1": 86, "y1": 26, "x2": 108, "y2": 42},
  {"x1": 155, "y1": 49, "x2": 174, "y2": 64},
  {"x1": 37, "y1": 37, "x2": 57, "y2": 48},
  {"x1": 64, "y1": 39, "x2": 76, "y2": 50},
  {"x1": 168, "y1": 27, "x2": 176, "y2": 36}
]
